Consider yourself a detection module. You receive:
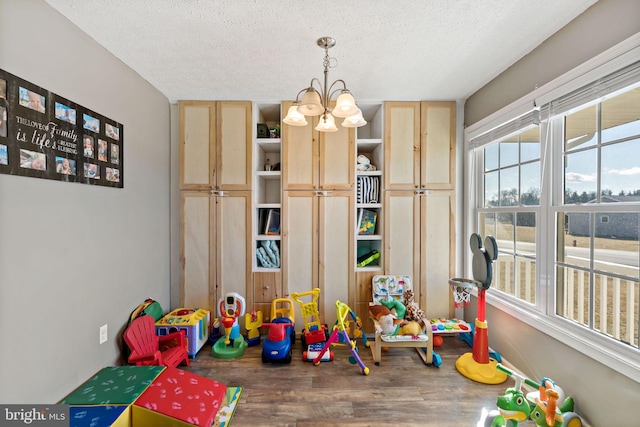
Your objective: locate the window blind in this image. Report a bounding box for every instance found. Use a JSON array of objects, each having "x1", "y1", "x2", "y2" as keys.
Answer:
[
  {"x1": 539, "y1": 60, "x2": 640, "y2": 119},
  {"x1": 468, "y1": 109, "x2": 540, "y2": 150}
]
